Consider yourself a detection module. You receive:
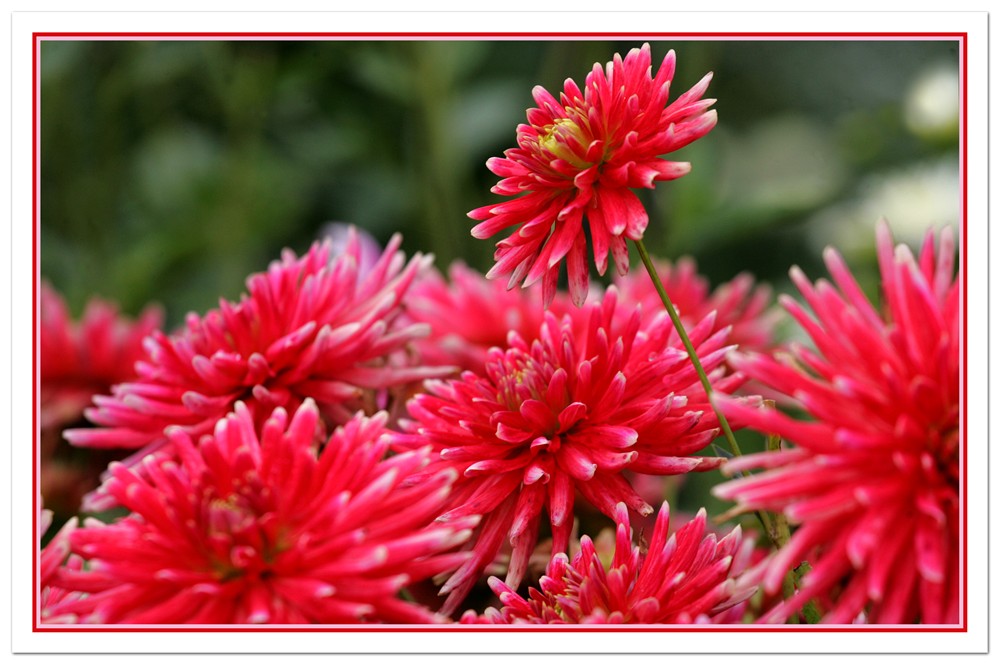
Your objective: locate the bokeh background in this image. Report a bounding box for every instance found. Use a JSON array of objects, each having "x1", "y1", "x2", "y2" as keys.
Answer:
[{"x1": 39, "y1": 38, "x2": 960, "y2": 517}]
